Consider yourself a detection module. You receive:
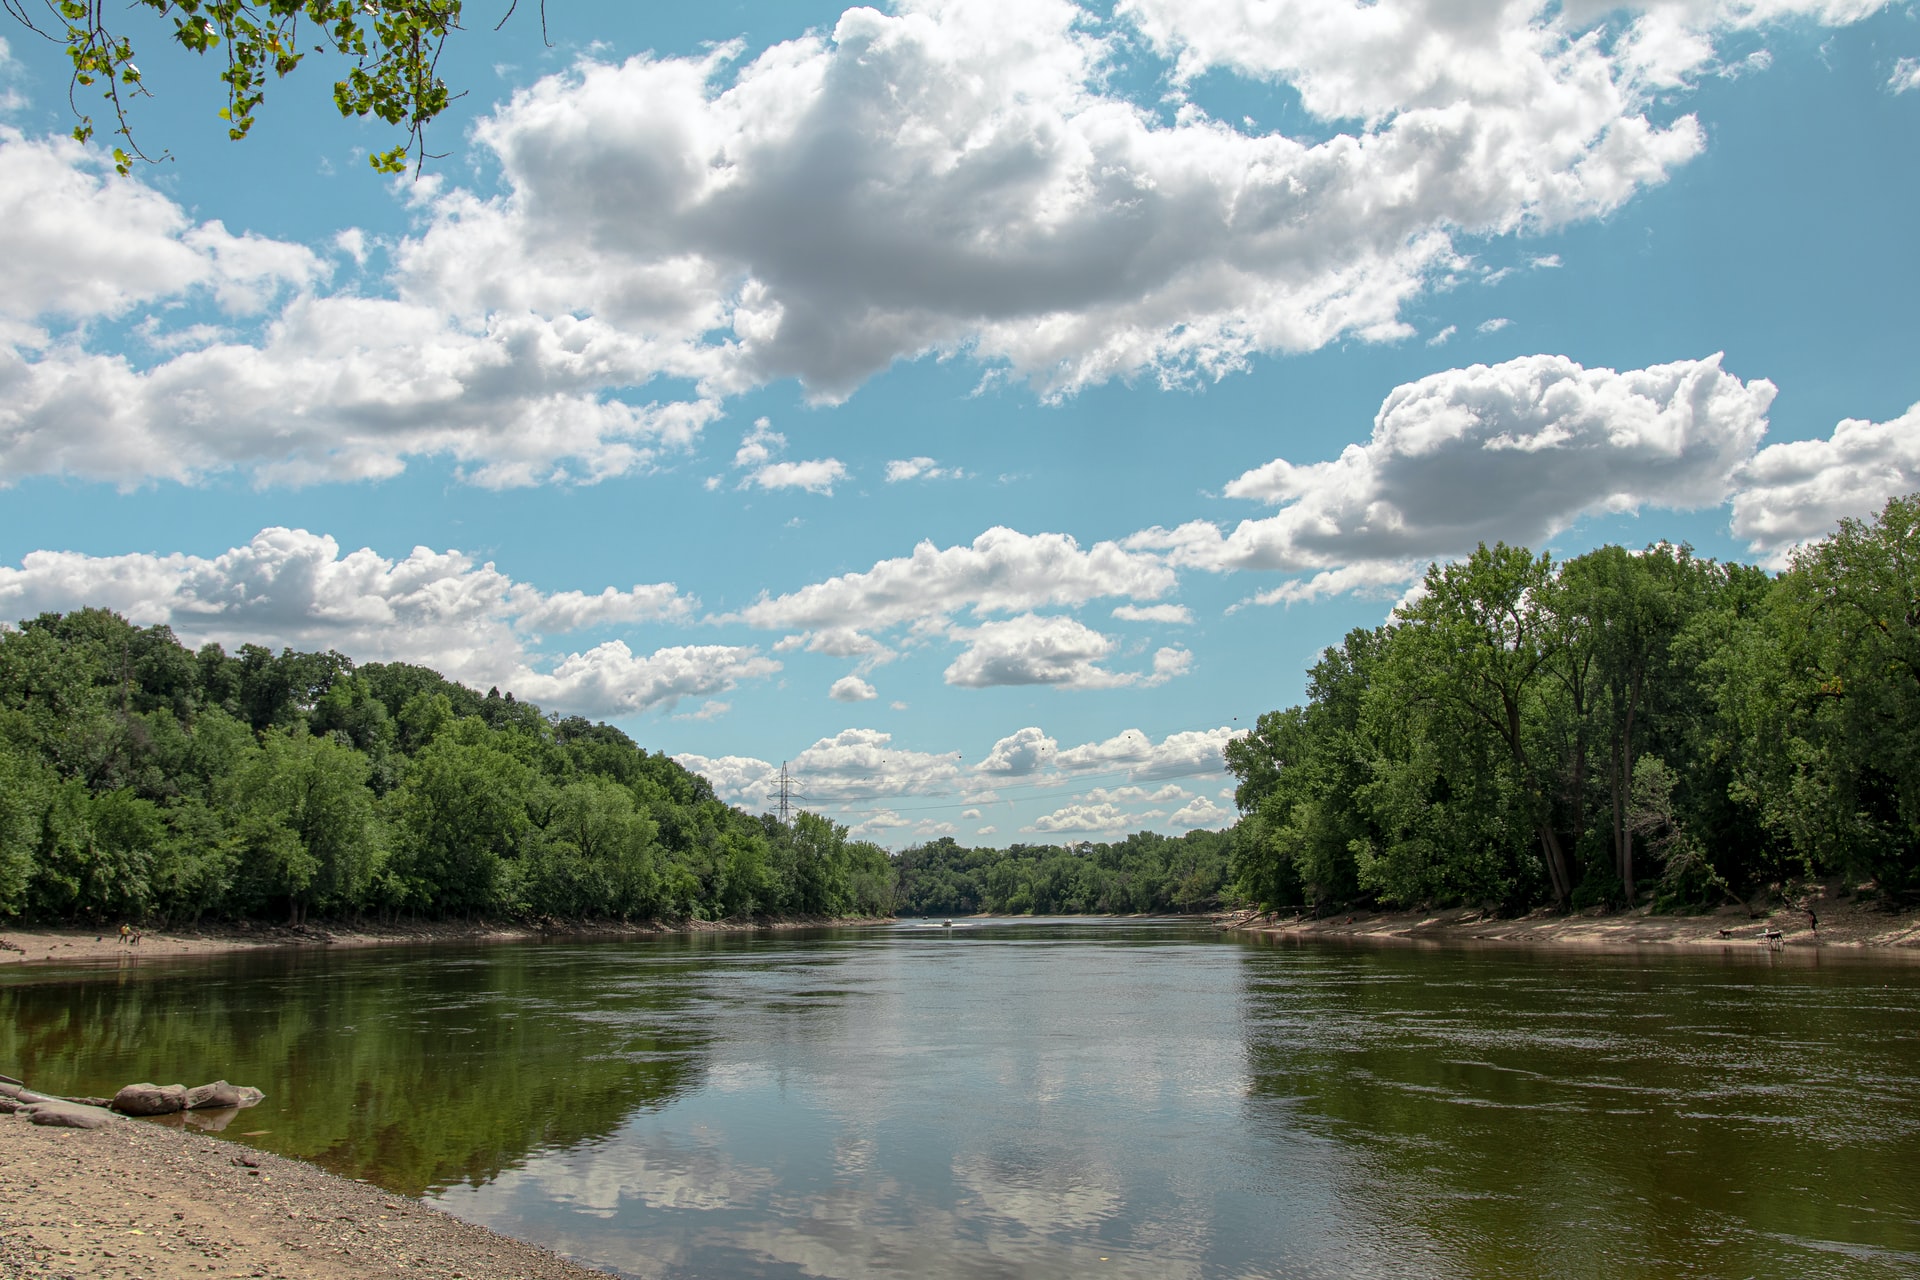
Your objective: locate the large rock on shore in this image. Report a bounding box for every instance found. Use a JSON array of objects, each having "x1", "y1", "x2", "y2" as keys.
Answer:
[
  {"x1": 25, "y1": 1100, "x2": 118, "y2": 1129},
  {"x1": 110, "y1": 1082, "x2": 189, "y2": 1115},
  {"x1": 184, "y1": 1080, "x2": 264, "y2": 1110}
]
